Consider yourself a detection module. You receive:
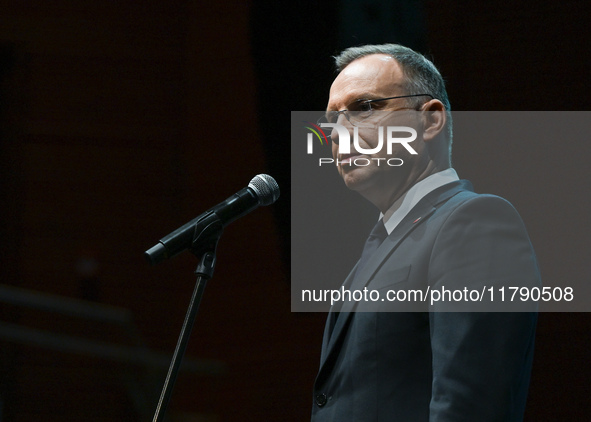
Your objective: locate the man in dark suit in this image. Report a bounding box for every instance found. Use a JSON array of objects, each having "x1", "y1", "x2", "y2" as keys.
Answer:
[{"x1": 311, "y1": 44, "x2": 540, "y2": 421}]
